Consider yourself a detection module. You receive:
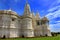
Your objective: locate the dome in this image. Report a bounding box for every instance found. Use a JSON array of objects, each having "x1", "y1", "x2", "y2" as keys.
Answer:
[
  {"x1": 42, "y1": 17, "x2": 49, "y2": 21},
  {"x1": 0, "y1": 10, "x2": 18, "y2": 15}
]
